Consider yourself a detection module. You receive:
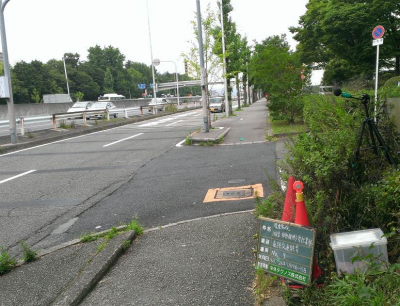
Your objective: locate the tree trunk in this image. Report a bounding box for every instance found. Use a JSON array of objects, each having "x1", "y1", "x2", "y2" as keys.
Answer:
[
  {"x1": 236, "y1": 76, "x2": 241, "y2": 109},
  {"x1": 228, "y1": 77, "x2": 233, "y2": 114},
  {"x1": 243, "y1": 79, "x2": 247, "y2": 106}
]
